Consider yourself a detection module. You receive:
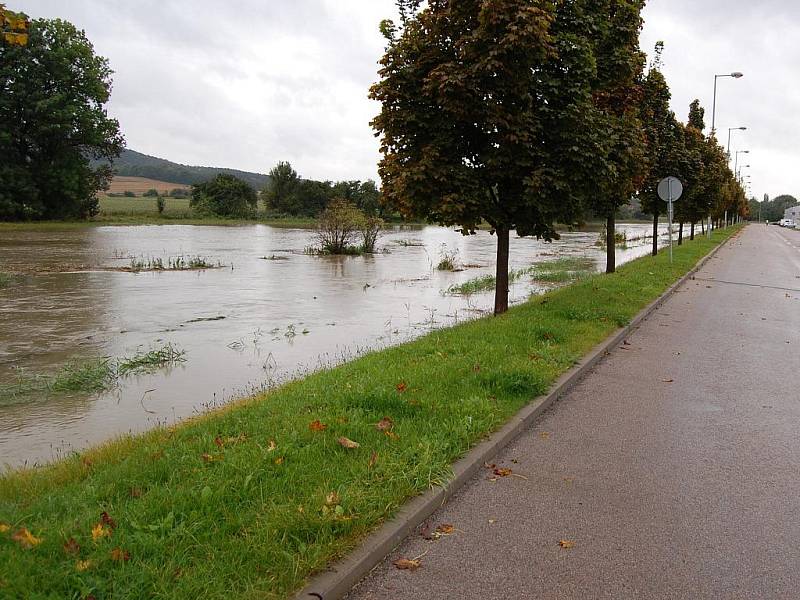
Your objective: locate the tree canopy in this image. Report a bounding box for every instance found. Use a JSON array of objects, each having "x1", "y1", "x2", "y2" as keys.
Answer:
[
  {"x1": 190, "y1": 174, "x2": 258, "y2": 218},
  {"x1": 0, "y1": 15, "x2": 123, "y2": 220},
  {"x1": 372, "y1": 0, "x2": 616, "y2": 313}
]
